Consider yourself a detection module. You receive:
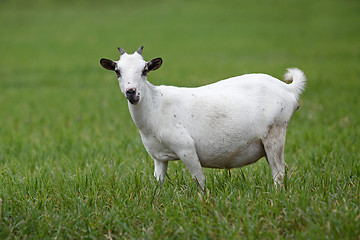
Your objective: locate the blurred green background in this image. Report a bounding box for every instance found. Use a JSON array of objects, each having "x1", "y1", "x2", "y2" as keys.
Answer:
[{"x1": 0, "y1": 0, "x2": 359, "y2": 238}]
